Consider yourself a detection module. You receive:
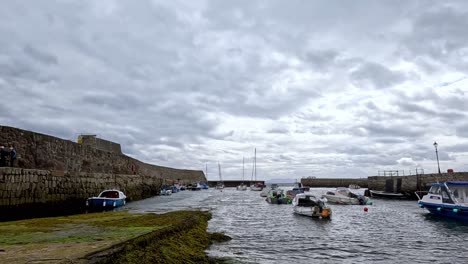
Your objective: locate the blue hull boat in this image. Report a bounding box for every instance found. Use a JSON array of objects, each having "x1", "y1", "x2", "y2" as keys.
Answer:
[
  {"x1": 418, "y1": 181, "x2": 468, "y2": 221},
  {"x1": 87, "y1": 190, "x2": 126, "y2": 209}
]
